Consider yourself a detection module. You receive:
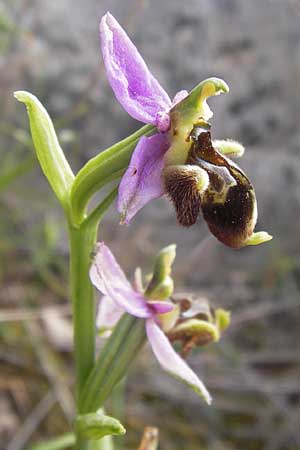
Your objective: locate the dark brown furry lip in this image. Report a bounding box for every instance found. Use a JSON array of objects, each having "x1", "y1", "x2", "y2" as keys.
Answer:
[
  {"x1": 164, "y1": 165, "x2": 203, "y2": 227},
  {"x1": 164, "y1": 123, "x2": 257, "y2": 248}
]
